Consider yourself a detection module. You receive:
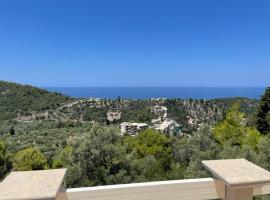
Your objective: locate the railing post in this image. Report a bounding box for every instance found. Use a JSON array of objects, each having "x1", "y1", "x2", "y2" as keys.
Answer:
[
  {"x1": 0, "y1": 169, "x2": 67, "y2": 200},
  {"x1": 224, "y1": 187, "x2": 253, "y2": 200},
  {"x1": 57, "y1": 186, "x2": 69, "y2": 200},
  {"x1": 57, "y1": 191, "x2": 69, "y2": 200},
  {"x1": 203, "y1": 159, "x2": 270, "y2": 200}
]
